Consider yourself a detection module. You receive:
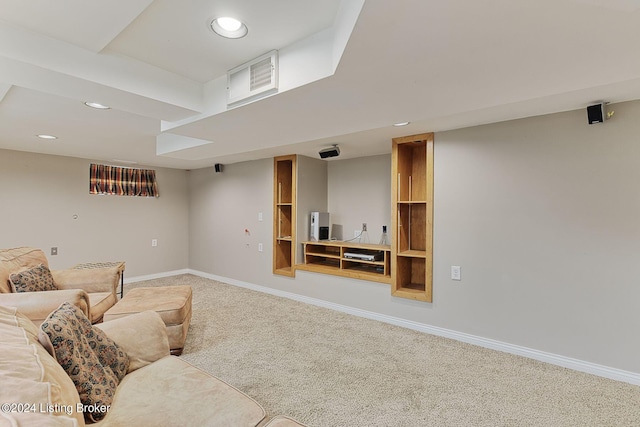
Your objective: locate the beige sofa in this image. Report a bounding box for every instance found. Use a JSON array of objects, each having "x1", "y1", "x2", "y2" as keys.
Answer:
[
  {"x1": 0, "y1": 305, "x2": 275, "y2": 427},
  {"x1": 0, "y1": 247, "x2": 119, "y2": 325}
]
